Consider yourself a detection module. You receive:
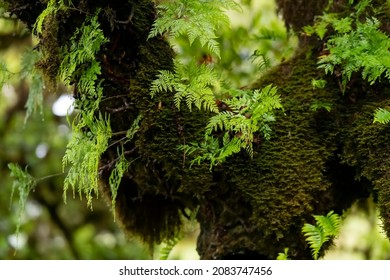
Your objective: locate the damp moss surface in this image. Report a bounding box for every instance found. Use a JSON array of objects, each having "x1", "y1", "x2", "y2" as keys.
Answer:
[{"x1": 6, "y1": 0, "x2": 390, "y2": 260}]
